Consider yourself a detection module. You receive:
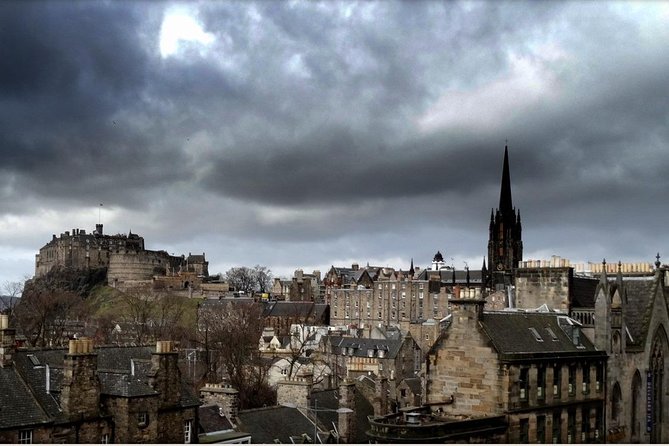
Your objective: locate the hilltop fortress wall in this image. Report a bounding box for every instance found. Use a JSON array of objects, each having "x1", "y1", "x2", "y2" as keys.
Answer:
[{"x1": 34, "y1": 224, "x2": 208, "y2": 292}]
